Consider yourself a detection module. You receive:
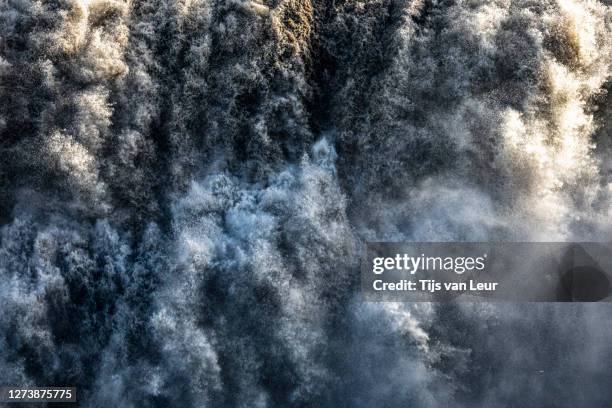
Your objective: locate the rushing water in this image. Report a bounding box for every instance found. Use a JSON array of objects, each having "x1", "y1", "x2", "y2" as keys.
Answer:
[{"x1": 1, "y1": 0, "x2": 612, "y2": 406}]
